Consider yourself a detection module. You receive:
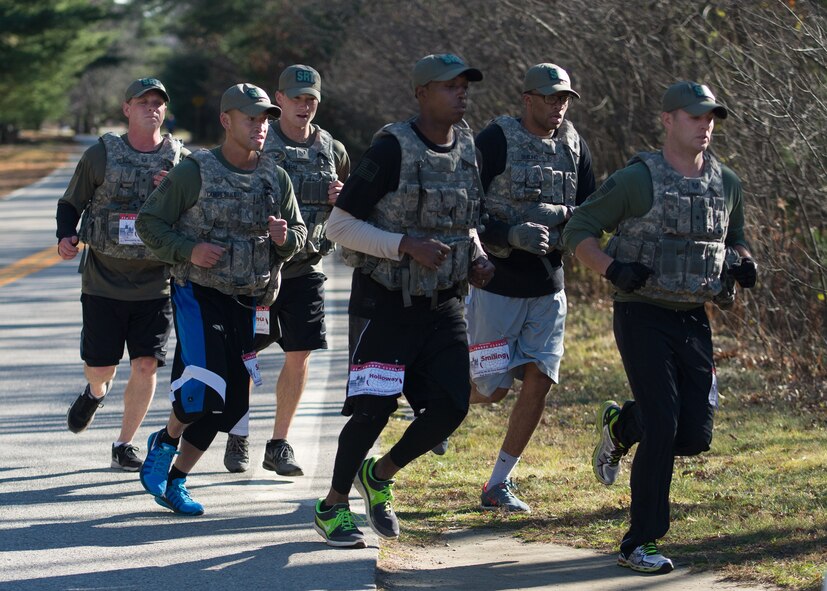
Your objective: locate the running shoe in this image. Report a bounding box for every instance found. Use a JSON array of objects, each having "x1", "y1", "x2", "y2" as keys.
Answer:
[
  {"x1": 618, "y1": 542, "x2": 674, "y2": 574},
  {"x1": 262, "y1": 439, "x2": 303, "y2": 476},
  {"x1": 313, "y1": 500, "x2": 366, "y2": 548},
  {"x1": 353, "y1": 456, "x2": 399, "y2": 539},
  {"x1": 480, "y1": 478, "x2": 531, "y2": 513},
  {"x1": 155, "y1": 477, "x2": 204, "y2": 516},
  {"x1": 224, "y1": 434, "x2": 250, "y2": 473},
  {"x1": 139, "y1": 429, "x2": 178, "y2": 497},
  {"x1": 592, "y1": 400, "x2": 628, "y2": 485},
  {"x1": 111, "y1": 443, "x2": 142, "y2": 471}
]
